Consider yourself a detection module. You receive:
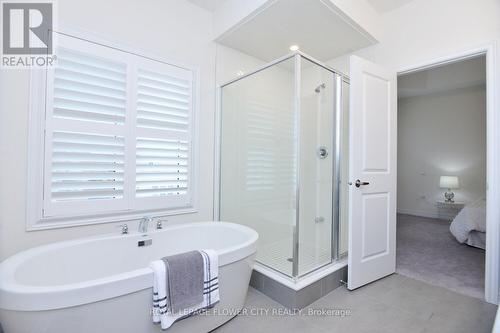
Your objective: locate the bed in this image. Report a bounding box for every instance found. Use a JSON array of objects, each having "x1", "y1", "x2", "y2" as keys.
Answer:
[{"x1": 450, "y1": 197, "x2": 486, "y2": 249}]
